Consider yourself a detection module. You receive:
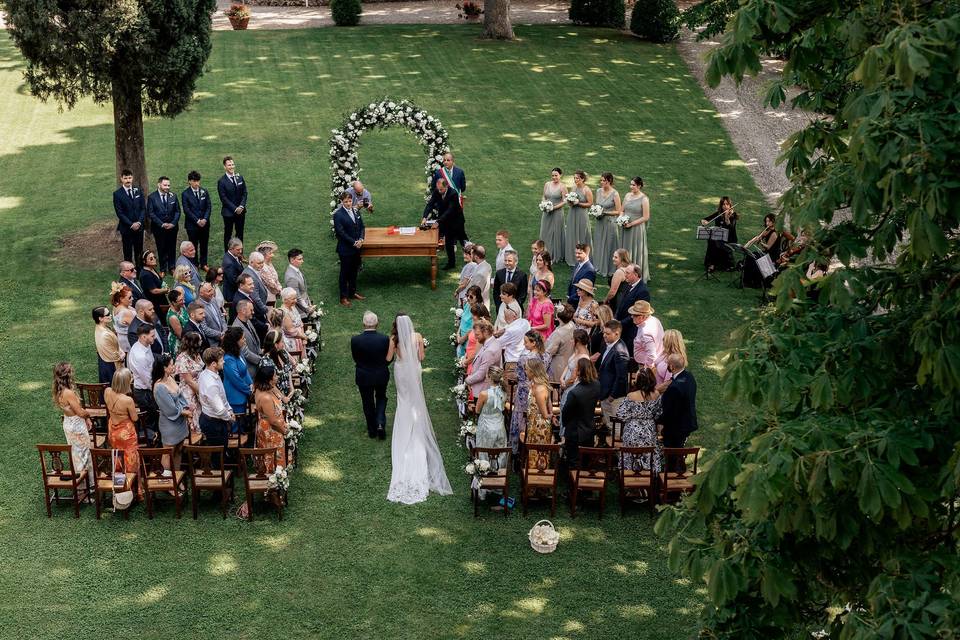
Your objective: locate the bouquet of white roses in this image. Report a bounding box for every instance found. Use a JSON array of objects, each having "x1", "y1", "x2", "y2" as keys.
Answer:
[
  {"x1": 615, "y1": 214, "x2": 631, "y2": 228},
  {"x1": 449, "y1": 332, "x2": 459, "y2": 347},
  {"x1": 304, "y1": 329, "x2": 319, "y2": 345},
  {"x1": 422, "y1": 337, "x2": 430, "y2": 348},
  {"x1": 459, "y1": 419, "x2": 477, "y2": 439},
  {"x1": 267, "y1": 465, "x2": 290, "y2": 492},
  {"x1": 285, "y1": 419, "x2": 303, "y2": 443},
  {"x1": 588, "y1": 204, "x2": 604, "y2": 219},
  {"x1": 565, "y1": 192, "x2": 580, "y2": 205},
  {"x1": 538, "y1": 200, "x2": 554, "y2": 214},
  {"x1": 464, "y1": 458, "x2": 490, "y2": 477},
  {"x1": 454, "y1": 355, "x2": 467, "y2": 378},
  {"x1": 449, "y1": 383, "x2": 468, "y2": 402},
  {"x1": 307, "y1": 302, "x2": 325, "y2": 320}
]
